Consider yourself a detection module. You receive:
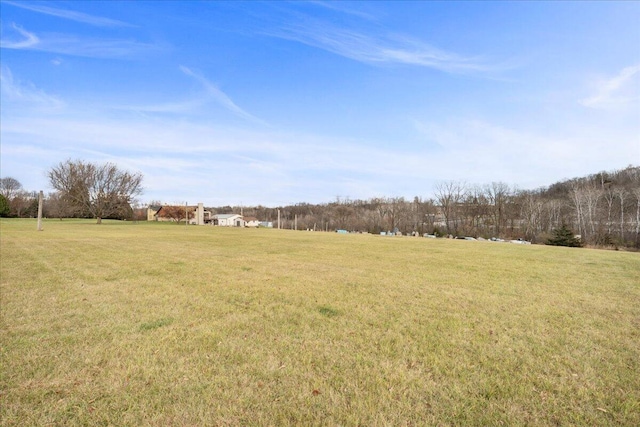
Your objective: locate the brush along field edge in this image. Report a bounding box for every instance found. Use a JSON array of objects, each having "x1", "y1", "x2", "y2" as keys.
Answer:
[{"x1": 1, "y1": 219, "x2": 639, "y2": 426}]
